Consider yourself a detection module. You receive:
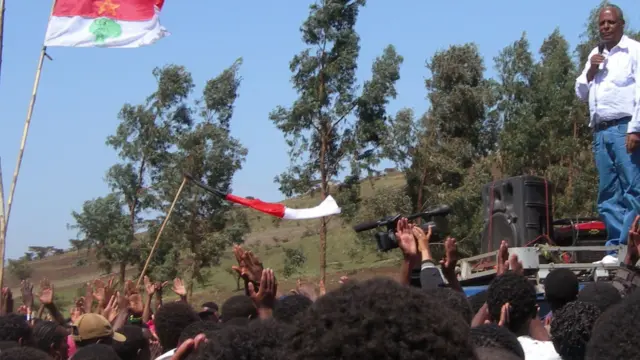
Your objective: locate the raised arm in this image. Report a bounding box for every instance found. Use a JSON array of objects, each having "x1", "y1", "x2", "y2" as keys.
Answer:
[{"x1": 575, "y1": 48, "x2": 599, "y2": 102}]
